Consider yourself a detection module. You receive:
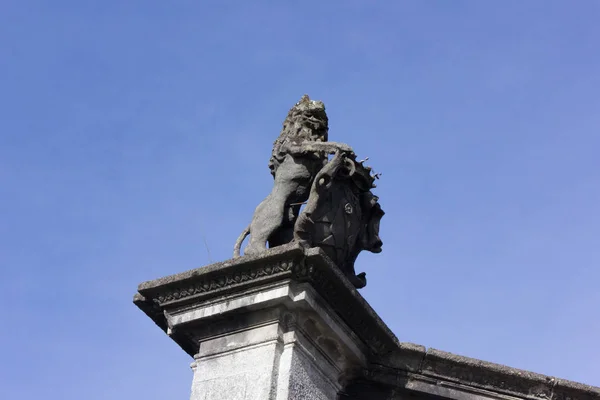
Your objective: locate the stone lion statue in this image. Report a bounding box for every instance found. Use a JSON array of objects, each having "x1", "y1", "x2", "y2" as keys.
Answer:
[
  {"x1": 234, "y1": 95, "x2": 353, "y2": 256},
  {"x1": 234, "y1": 95, "x2": 384, "y2": 288}
]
